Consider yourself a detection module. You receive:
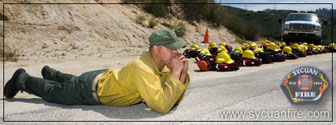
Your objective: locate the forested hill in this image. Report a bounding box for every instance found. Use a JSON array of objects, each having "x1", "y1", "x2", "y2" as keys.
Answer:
[{"x1": 224, "y1": 6, "x2": 335, "y2": 44}]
